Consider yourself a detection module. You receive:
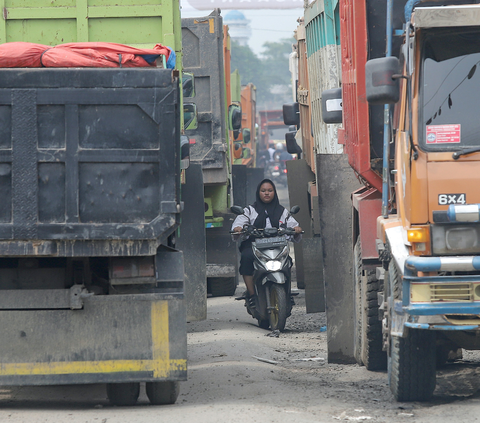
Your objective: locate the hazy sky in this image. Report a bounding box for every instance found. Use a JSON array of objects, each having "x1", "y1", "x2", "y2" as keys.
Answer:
[{"x1": 180, "y1": 1, "x2": 303, "y2": 56}]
